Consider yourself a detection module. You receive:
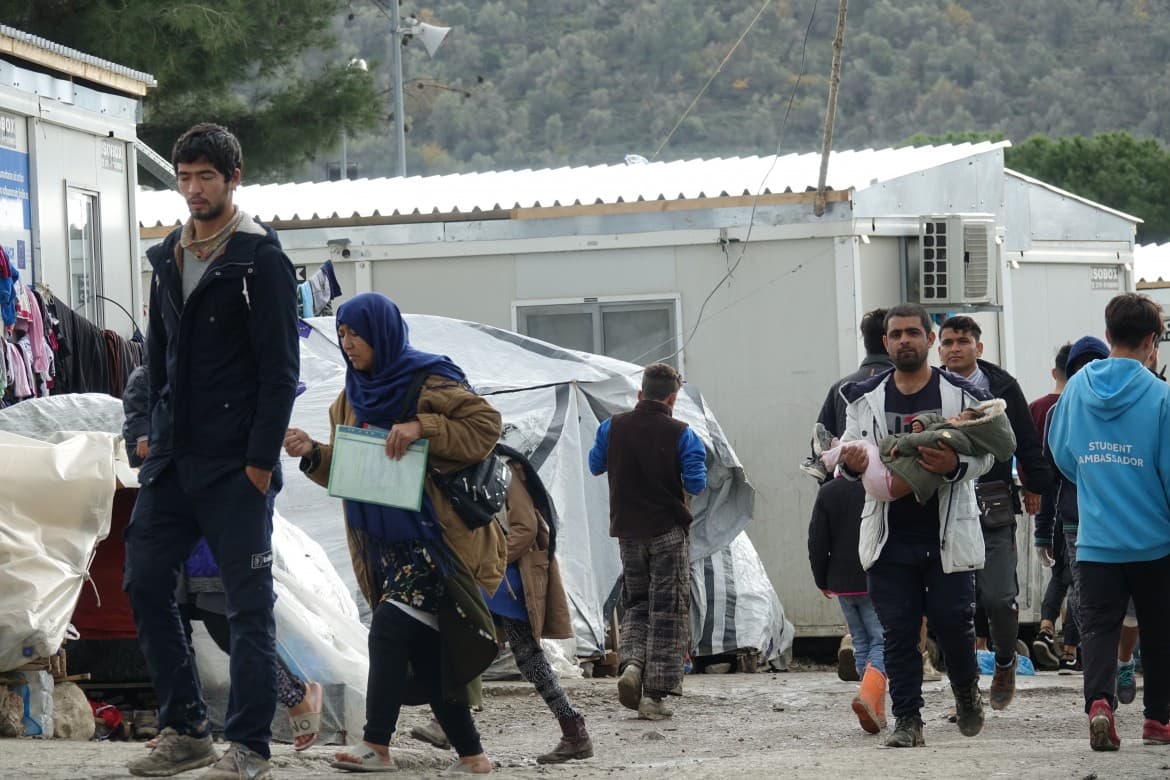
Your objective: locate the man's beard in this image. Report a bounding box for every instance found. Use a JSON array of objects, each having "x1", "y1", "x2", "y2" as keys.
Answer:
[
  {"x1": 893, "y1": 348, "x2": 926, "y2": 371},
  {"x1": 191, "y1": 201, "x2": 226, "y2": 221}
]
